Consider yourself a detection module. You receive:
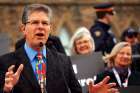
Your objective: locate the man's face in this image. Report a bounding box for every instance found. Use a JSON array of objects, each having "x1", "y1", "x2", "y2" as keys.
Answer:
[
  {"x1": 125, "y1": 34, "x2": 138, "y2": 45},
  {"x1": 106, "y1": 13, "x2": 114, "y2": 23},
  {"x1": 22, "y1": 11, "x2": 51, "y2": 48}
]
